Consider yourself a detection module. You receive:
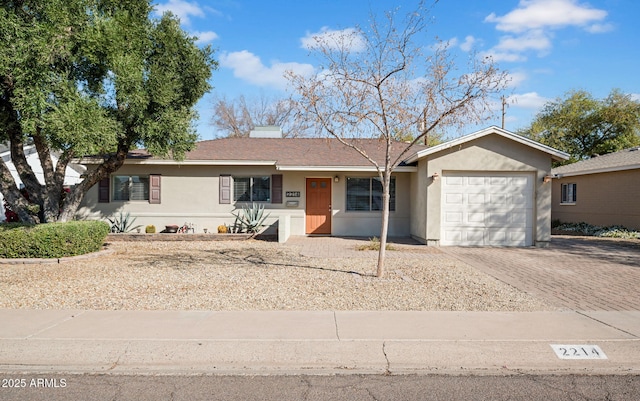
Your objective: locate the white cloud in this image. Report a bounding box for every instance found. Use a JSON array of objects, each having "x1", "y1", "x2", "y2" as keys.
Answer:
[
  {"x1": 481, "y1": 50, "x2": 527, "y2": 63},
  {"x1": 631, "y1": 94, "x2": 640, "y2": 102},
  {"x1": 585, "y1": 23, "x2": 615, "y2": 33},
  {"x1": 483, "y1": 0, "x2": 611, "y2": 63},
  {"x1": 482, "y1": 29, "x2": 552, "y2": 62},
  {"x1": 509, "y1": 92, "x2": 550, "y2": 109},
  {"x1": 301, "y1": 27, "x2": 367, "y2": 52},
  {"x1": 154, "y1": 0, "x2": 205, "y2": 26},
  {"x1": 493, "y1": 30, "x2": 552, "y2": 53},
  {"x1": 485, "y1": 0, "x2": 608, "y2": 33},
  {"x1": 459, "y1": 35, "x2": 477, "y2": 52},
  {"x1": 220, "y1": 50, "x2": 315, "y2": 90},
  {"x1": 505, "y1": 71, "x2": 528, "y2": 88},
  {"x1": 192, "y1": 30, "x2": 218, "y2": 44}
]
